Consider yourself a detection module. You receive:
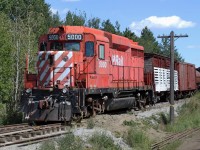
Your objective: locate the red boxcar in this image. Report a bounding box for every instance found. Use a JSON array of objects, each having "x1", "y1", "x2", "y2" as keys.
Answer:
[
  {"x1": 196, "y1": 70, "x2": 200, "y2": 89},
  {"x1": 144, "y1": 53, "x2": 179, "y2": 101},
  {"x1": 176, "y1": 62, "x2": 196, "y2": 92}
]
